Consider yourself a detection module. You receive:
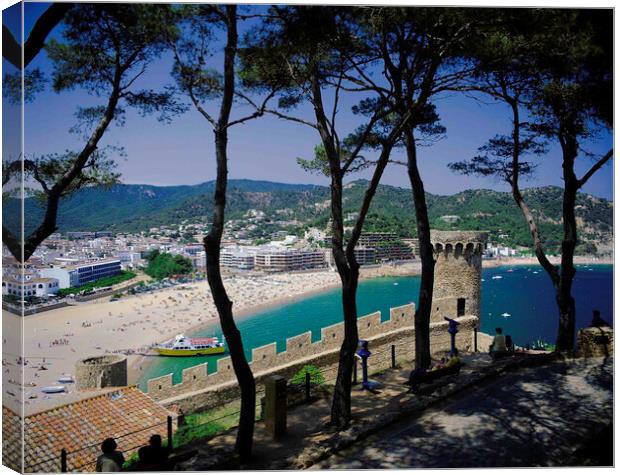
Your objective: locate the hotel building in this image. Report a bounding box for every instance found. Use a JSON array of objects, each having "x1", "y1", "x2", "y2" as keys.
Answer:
[{"x1": 39, "y1": 258, "x2": 121, "y2": 289}]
